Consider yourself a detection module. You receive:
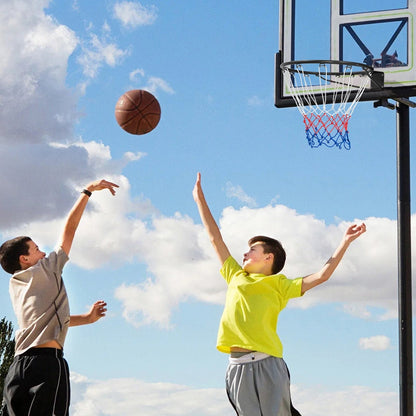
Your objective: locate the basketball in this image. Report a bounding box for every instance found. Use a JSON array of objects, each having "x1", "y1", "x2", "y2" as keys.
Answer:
[{"x1": 115, "y1": 89, "x2": 161, "y2": 135}]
